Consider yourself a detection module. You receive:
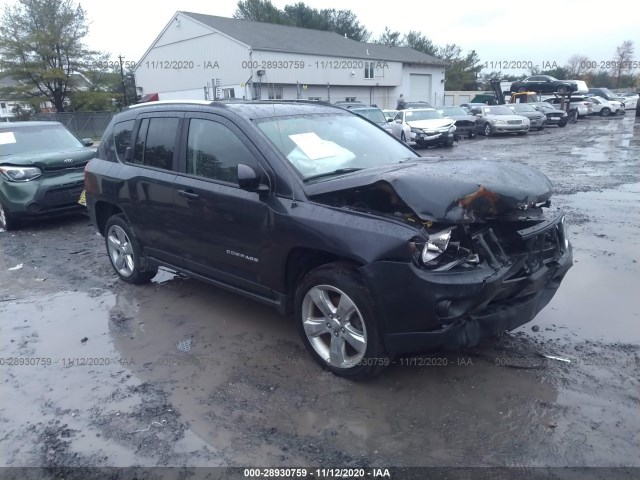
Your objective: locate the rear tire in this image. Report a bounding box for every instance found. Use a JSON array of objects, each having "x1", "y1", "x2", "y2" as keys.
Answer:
[
  {"x1": 294, "y1": 262, "x2": 389, "y2": 380},
  {"x1": 0, "y1": 200, "x2": 19, "y2": 231},
  {"x1": 104, "y1": 214, "x2": 158, "y2": 284}
]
